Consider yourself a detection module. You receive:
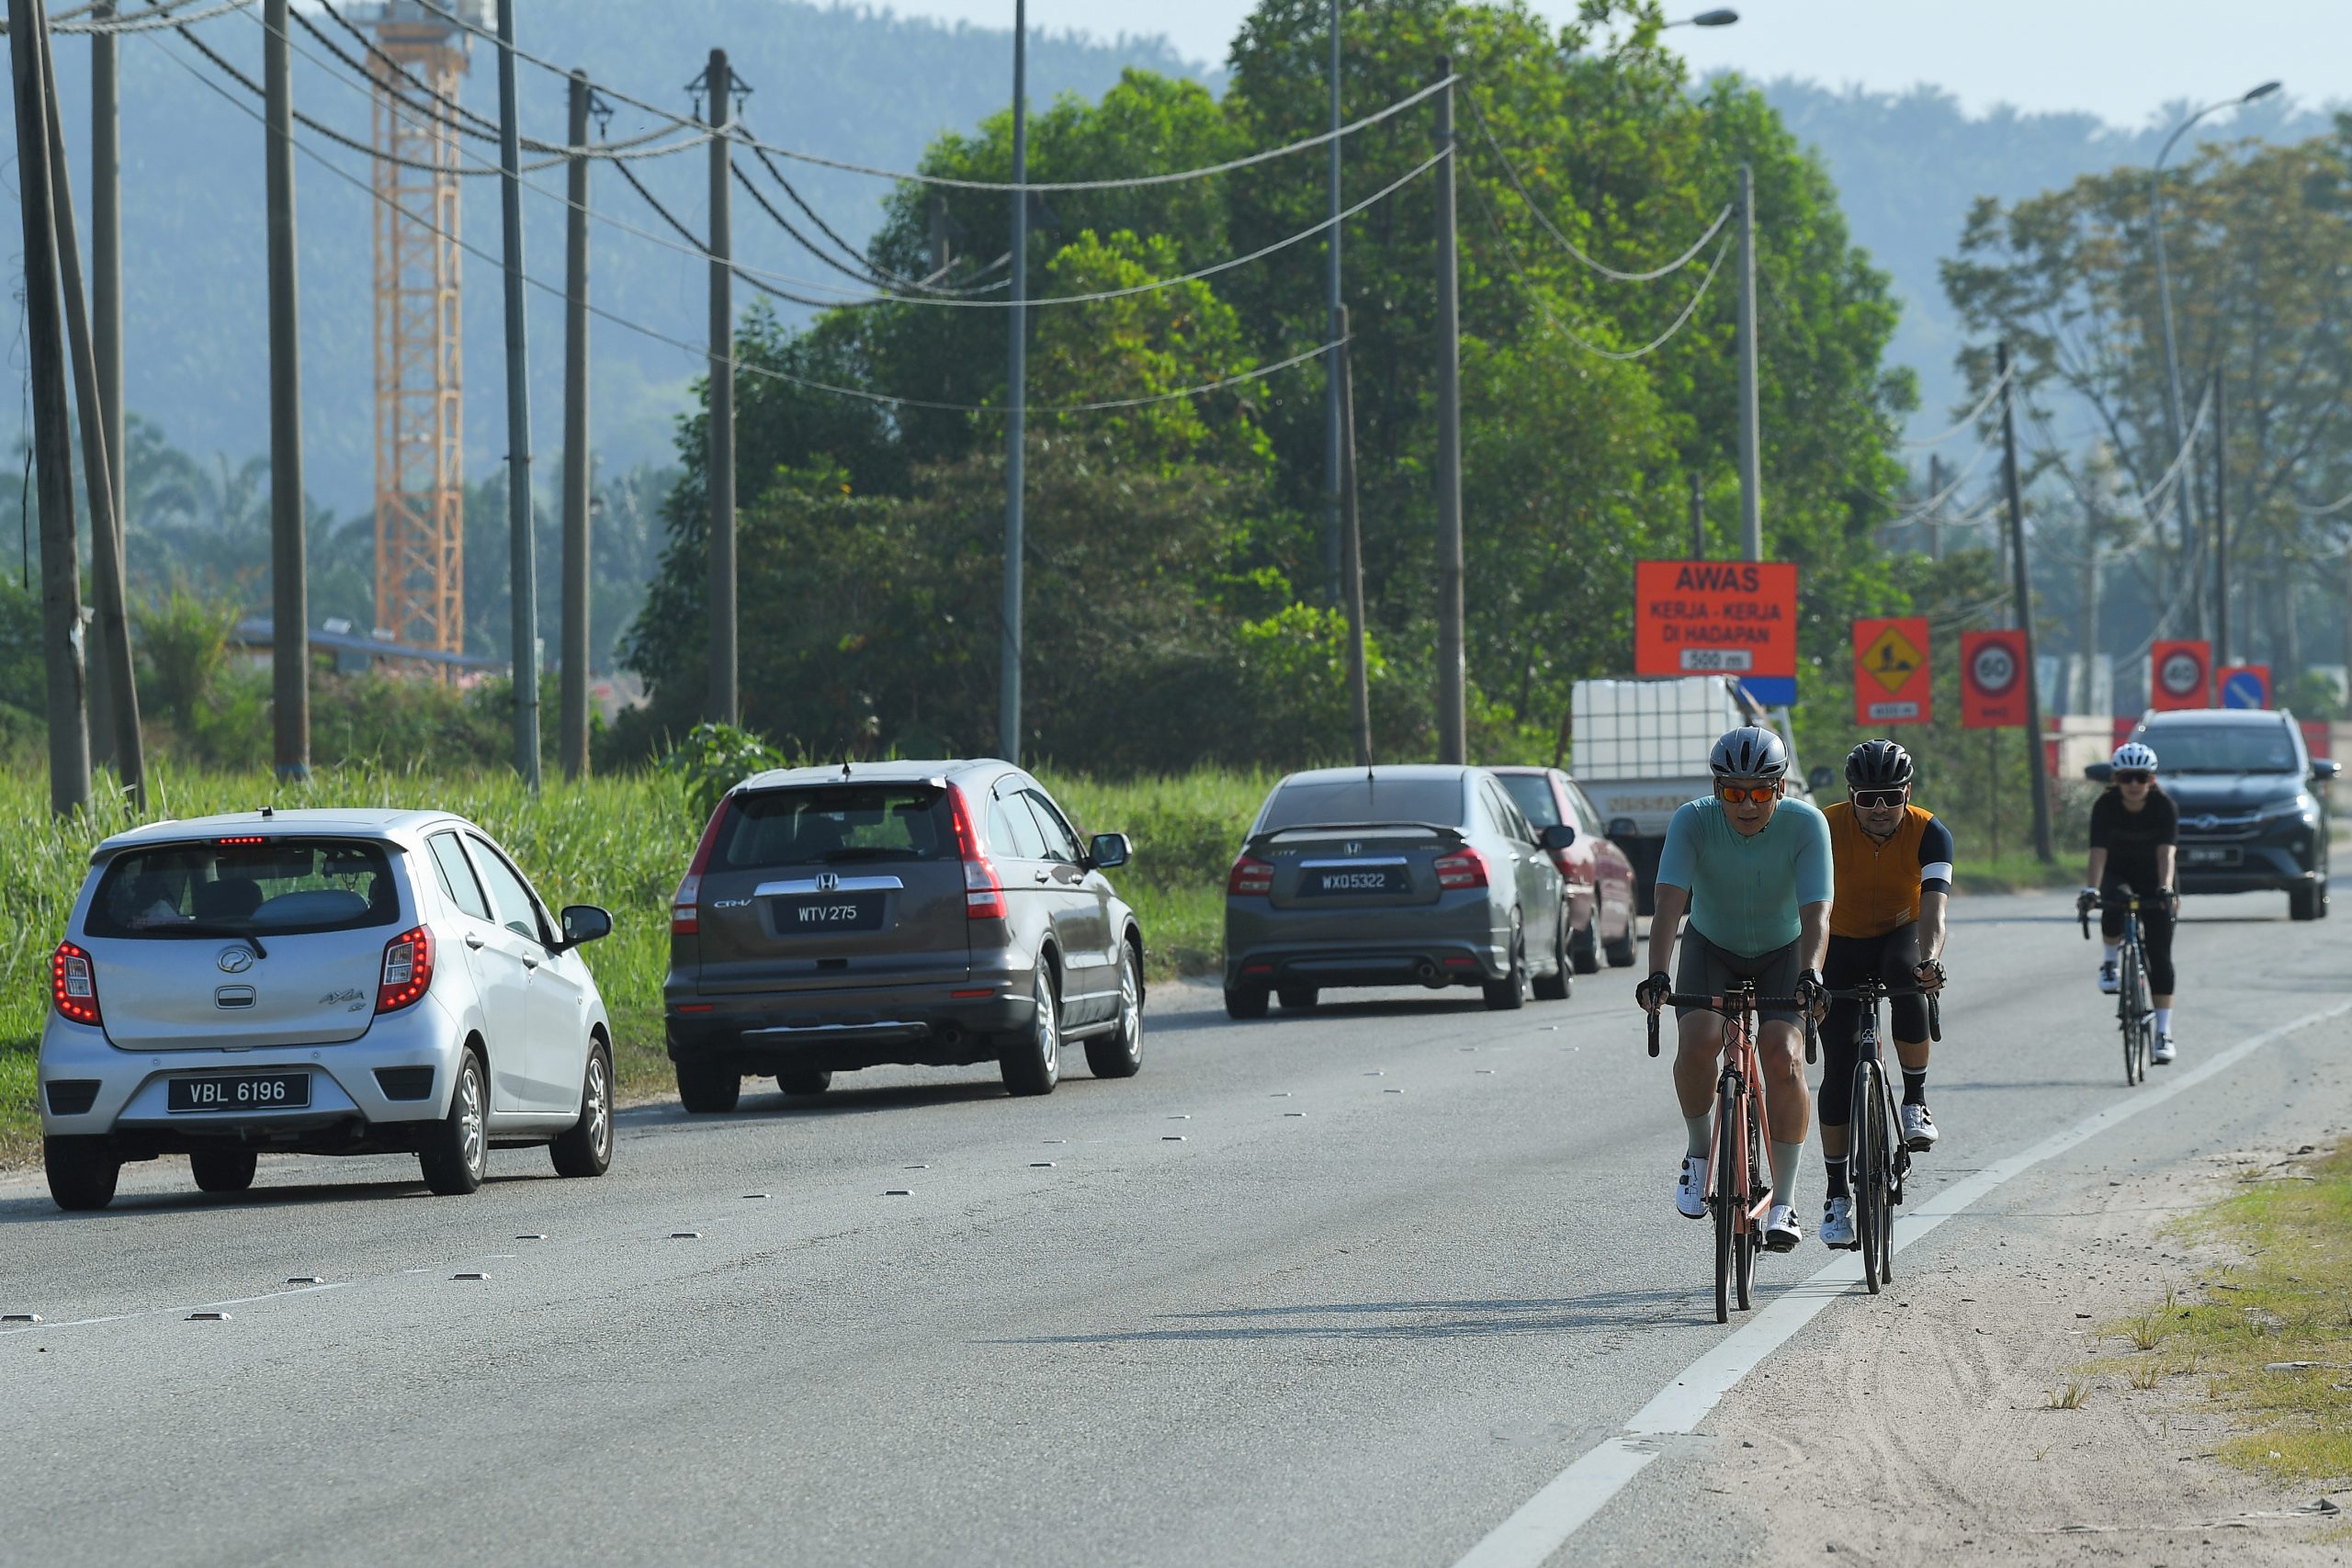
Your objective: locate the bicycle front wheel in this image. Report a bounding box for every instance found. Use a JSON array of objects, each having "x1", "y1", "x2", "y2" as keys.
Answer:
[
  {"x1": 1713, "y1": 1085, "x2": 1739, "y2": 1325},
  {"x1": 2121, "y1": 939, "x2": 2147, "y2": 1085},
  {"x1": 1854, "y1": 1060, "x2": 1883, "y2": 1292},
  {"x1": 1737, "y1": 1082, "x2": 1764, "y2": 1312}
]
